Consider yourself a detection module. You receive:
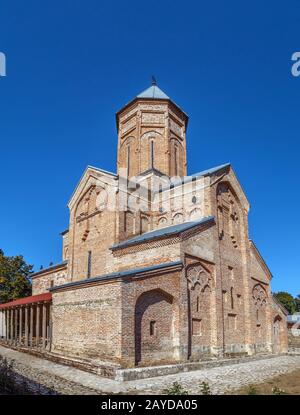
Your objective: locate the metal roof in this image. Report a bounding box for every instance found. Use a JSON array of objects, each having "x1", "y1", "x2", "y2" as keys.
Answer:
[
  {"x1": 191, "y1": 163, "x2": 231, "y2": 178},
  {"x1": 0, "y1": 292, "x2": 52, "y2": 309},
  {"x1": 50, "y1": 261, "x2": 183, "y2": 292},
  {"x1": 158, "y1": 163, "x2": 231, "y2": 193},
  {"x1": 86, "y1": 165, "x2": 117, "y2": 177},
  {"x1": 116, "y1": 82, "x2": 189, "y2": 126},
  {"x1": 137, "y1": 85, "x2": 170, "y2": 100},
  {"x1": 111, "y1": 216, "x2": 215, "y2": 250},
  {"x1": 60, "y1": 228, "x2": 69, "y2": 236}
]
